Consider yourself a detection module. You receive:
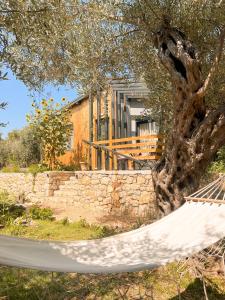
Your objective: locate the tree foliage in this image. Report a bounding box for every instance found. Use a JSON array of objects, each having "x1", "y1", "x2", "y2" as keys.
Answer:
[
  {"x1": 27, "y1": 98, "x2": 72, "y2": 170},
  {"x1": 0, "y1": 1, "x2": 224, "y2": 124},
  {"x1": 0, "y1": 126, "x2": 41, "y2": 168},
  {"x1": 1, "y1": 1, "x2": 225, "y2": 212}
]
